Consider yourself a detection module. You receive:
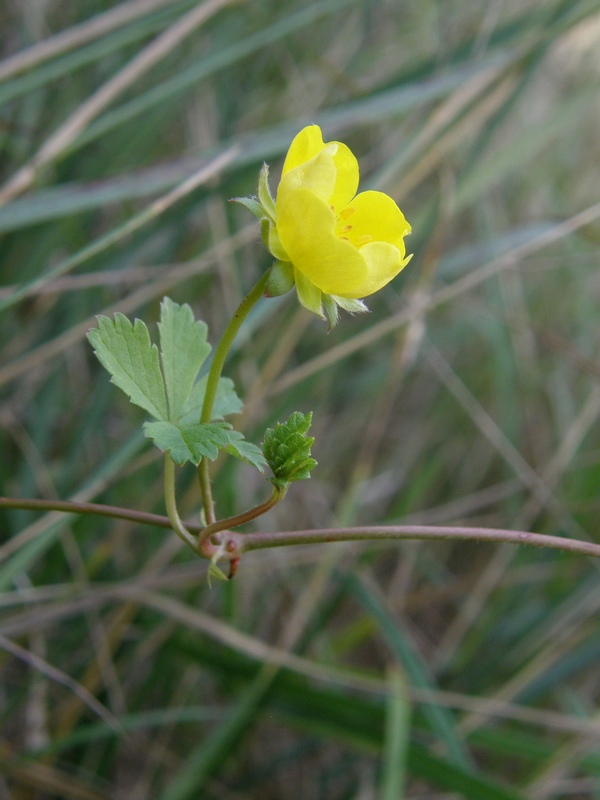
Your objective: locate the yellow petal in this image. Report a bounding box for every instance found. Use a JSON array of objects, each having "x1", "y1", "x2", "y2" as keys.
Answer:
[
  {"x1": 276, "y1": 186, "x2": 367, "y2": 297},
  {"x1": 329, "y1": 141, "x2": 359, "y2": 213},
  {"x1": 278, "y1": 146, "x2": 337, "y2": 204},
  {"x1": 281, "y1": 125, "x2": 359, "y2": 212},
  {"x1": 282, "y1": 125, "x2": 326, "y2": 175},
  {"x1": 350, "y1": 242, "x2": 412, "y2": 298},
  {"x1": 341, "y1": 190, "x2": 411, "y2": 253}
]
